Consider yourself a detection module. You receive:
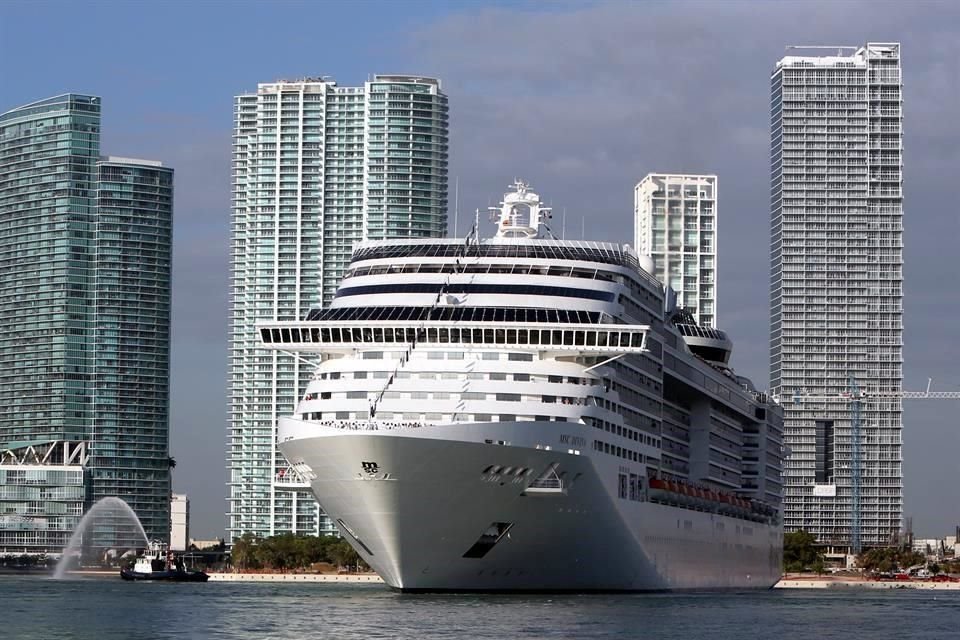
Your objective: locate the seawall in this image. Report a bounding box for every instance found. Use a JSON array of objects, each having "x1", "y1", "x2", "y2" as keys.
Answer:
[
  {"x1": 776, "y1": 578, "x2": 960, "y2": 590},
  {"x1": 208, "y1": 572, "x2": 384, "y2": 583}
]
